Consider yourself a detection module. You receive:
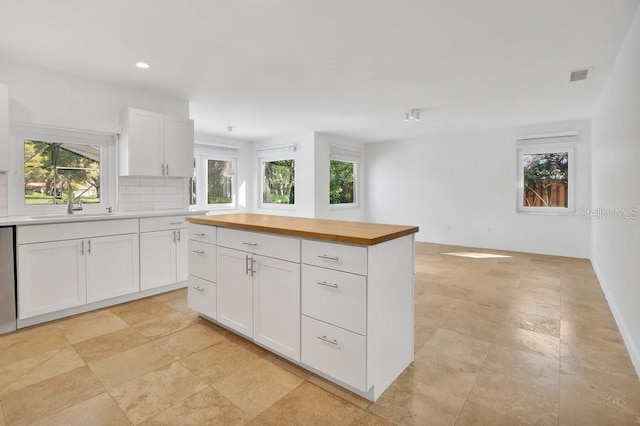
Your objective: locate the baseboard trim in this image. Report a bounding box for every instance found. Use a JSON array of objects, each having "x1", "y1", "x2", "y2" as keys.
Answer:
[{"x1": 592, "y1": 261, "x2": 640, "y2": 381}]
